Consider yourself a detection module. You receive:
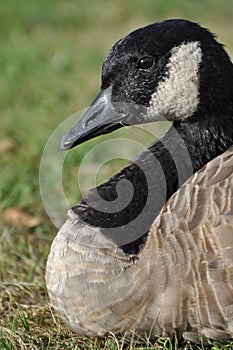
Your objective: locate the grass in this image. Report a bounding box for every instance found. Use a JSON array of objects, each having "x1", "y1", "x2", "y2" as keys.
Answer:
[{"x1": 0, "y1": 0, "x2": 233, "y2": 349}]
